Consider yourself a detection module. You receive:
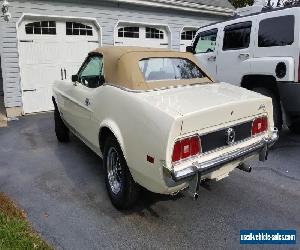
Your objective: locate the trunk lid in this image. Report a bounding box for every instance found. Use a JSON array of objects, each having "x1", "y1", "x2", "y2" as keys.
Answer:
[{"x1": 138, "y1": 83, "x2": 272, "y2": 134}]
